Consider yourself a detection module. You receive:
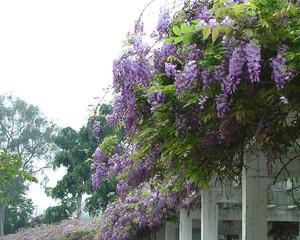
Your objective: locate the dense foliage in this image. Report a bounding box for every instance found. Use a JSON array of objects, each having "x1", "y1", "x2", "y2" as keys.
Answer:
[
  {"x1": 46, "y1": 104, "x2": 120, "y2": 221},
  {"x1": 4, "y1": 193, "x2": 34, "y2": 235},
  {"x1": 0, "y1": 95, "x2": 57, "y2": 235},
  {"x1": 0, "y1": 150, "x2": 37, "y2": 236},
  {"x1": 0, "y1": 95, "x2": 57, "y2": 173},
  {"x1": 91, "y1": 0, "x2": 300, "y2": 239}
]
